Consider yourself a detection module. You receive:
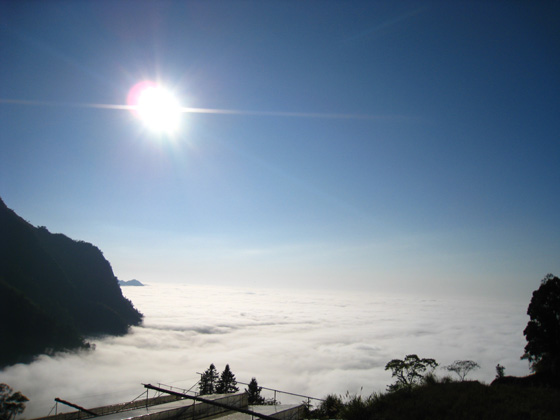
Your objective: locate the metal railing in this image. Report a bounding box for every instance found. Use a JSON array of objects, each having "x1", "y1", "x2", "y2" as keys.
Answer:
[
  {"x1": 237, "y1": 380, "x2": 324, "y2": 408},
  {"x1": 191, "y1": 376, "x2": 324, "y2": 408},
  {"x1": 150, "y1": 381, "x2": 201, "y2": 397}
]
